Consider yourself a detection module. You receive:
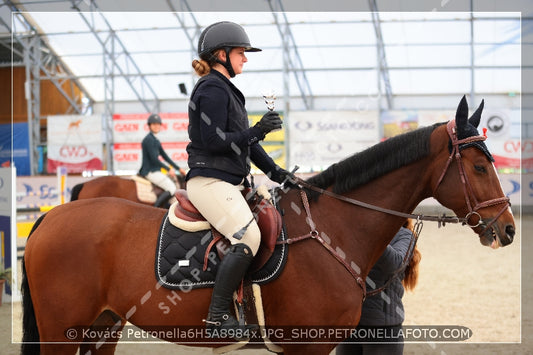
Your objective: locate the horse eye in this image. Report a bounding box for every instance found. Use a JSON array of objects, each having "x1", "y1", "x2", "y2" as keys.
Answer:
[{"x1": 474, "y1": 165, "x2": 486, "y2": 173}]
